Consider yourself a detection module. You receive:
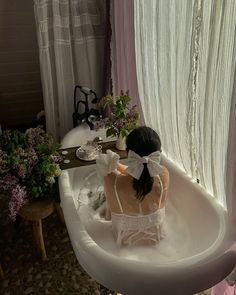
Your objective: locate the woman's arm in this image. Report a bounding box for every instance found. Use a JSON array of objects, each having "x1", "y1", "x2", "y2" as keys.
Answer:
[
  {"x1": 105, "y1": 201, "x2": 111, "y2": 220},
  {"x1": 103, "y1": 175, "x2": 112, "y2": 220}
]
